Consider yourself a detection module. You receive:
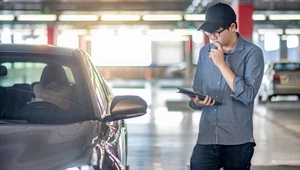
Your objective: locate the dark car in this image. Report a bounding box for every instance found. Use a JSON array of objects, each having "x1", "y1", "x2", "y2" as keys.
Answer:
[
  {"x1": 0, "y1": 44, "x2": 148, "y2": 170},
  {"x1": 258, "y1": 61, "x2": 300, "y2": 102}
]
